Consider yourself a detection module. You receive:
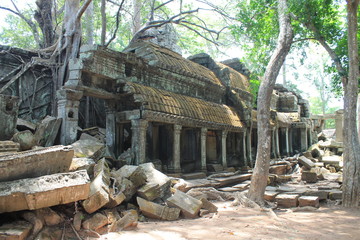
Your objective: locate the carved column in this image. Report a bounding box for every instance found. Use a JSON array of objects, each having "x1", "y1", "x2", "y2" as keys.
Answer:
[
  {"x1": 131, "y1": 119, "x2": 148, "y2": 165},
  {"x1": 170, "y1": 124, "x2": 182, "y2": 173},
  {"x1": 105, "y1": 101, "x2": 116, "y2": 154},
  {"x1": 289, "y1": 128, "x2": 293, "y2": 155},
  {"x1": 57, "y1": 89, "x2": 83, "y2": 145},
  {"x1": 275, "y1": 128, "x2": 280, "y2": 158},
  {"x1": 271, "y1": 128, "x2": 276, "y2": 158},
  {"x1": 246, "y1": 128, "x2": 253, "y2": 166},
  {"x1": 221, "y1": 131, "x2": 228, "y2": 169},
  {"x1": 201, "y1": 128, "x2": 207, "y2": 172},
  {"x1": 285, "y1": 127, "x2": 290, "y2": 156},
  {"x1": 300, "y1": 127, "x2": 308, "y2": 152},
  {"x1": 242, "y1": 131, "x2": 248, "y2": 166}
]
